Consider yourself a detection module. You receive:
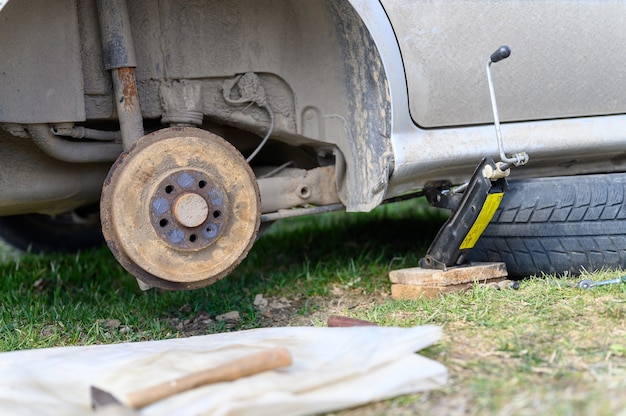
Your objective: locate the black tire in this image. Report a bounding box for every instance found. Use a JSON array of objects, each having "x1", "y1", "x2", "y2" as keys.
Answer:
[
  {"x1": 470, "y1": 173, "x2": 626, "y2": 277},
  {"x1": 0, "y1": 205, "x2": 104, "y2": 254}
]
